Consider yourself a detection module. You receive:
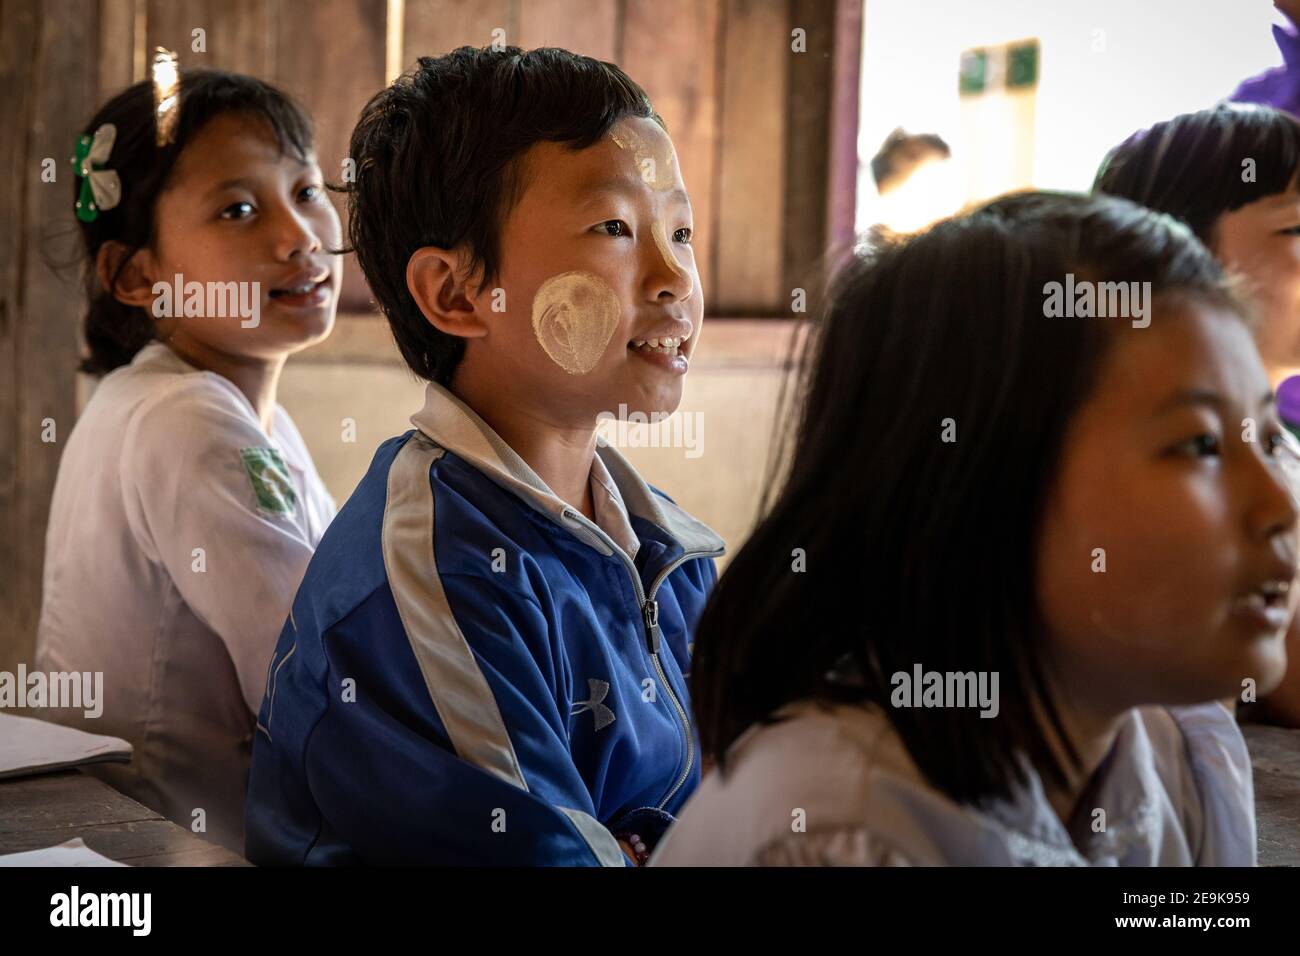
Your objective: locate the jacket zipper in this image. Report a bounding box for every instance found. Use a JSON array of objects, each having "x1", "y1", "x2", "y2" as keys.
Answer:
[
  {"x1": 638, "y1": 557, "x2": 717, "y2": 810},
  {"x1": 562, "y1": 508, "x2": 721, "y2": 810}
]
